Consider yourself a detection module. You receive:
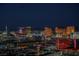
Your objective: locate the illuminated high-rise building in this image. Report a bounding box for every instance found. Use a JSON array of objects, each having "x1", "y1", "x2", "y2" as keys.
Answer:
[
  {"x1": 55, "y1": 27, "x2": 63, "y2": 34},
  {"x1": 66, "y1": 26, "x2": 75, "y2": 35},
  {"x1": 18, "y1": 26, "x2": 32, "y2": 35},
  {"x1": 43, "y1": 27, "x2": 53, "y2": 38}
]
